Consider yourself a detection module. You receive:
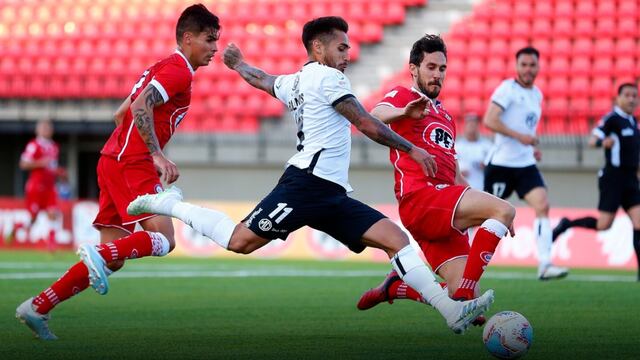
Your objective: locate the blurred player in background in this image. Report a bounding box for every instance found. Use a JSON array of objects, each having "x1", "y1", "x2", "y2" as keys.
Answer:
[
  {"x1": 355, "y1": 35, "x2": 514, "y2": 326},
  {"x1": 553, "y1": 83, "x2": 640, "y2": 280},
  {"x1": 19, "y1": 118, "x2": 64, "y2": 249},
  {"x1": 455, "y1": 113, "x2": 492, "y2": 190},
  {"x1": 129, "y1": 17, "x2": 494, "y2": 335},
  {"x1": 16, "y1": 4, "x2": 220, "y2": 340},
  {"x1": 482, "y1": 47, "x2": 568, "y2": 280}
]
